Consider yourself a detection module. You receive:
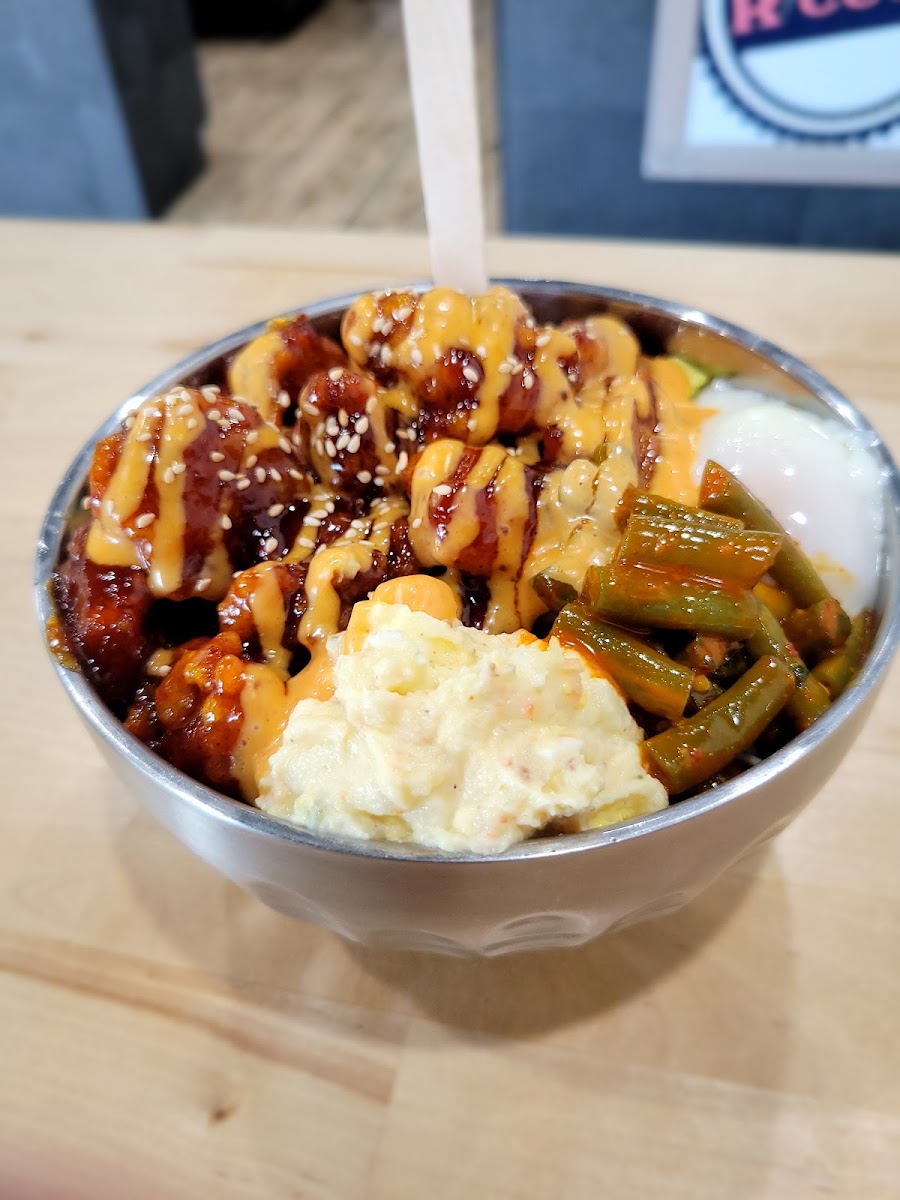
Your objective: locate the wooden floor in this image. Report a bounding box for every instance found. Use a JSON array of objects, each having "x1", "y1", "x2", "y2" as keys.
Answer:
[{"x1": 166, "y1": 0, "x2": 500, "y2": 232}]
